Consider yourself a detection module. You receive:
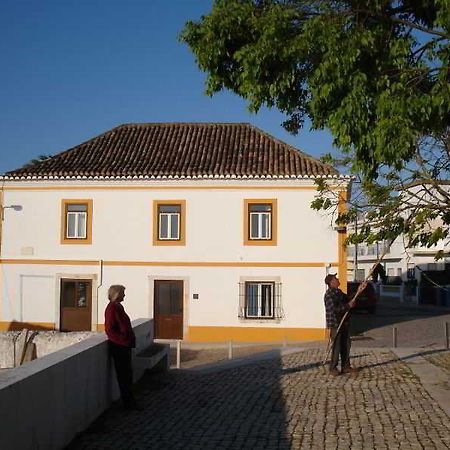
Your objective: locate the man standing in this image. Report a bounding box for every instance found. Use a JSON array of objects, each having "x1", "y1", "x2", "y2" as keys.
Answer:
[{"x1": 324, "y1": 274, "x2": 359, "y2": 376}]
